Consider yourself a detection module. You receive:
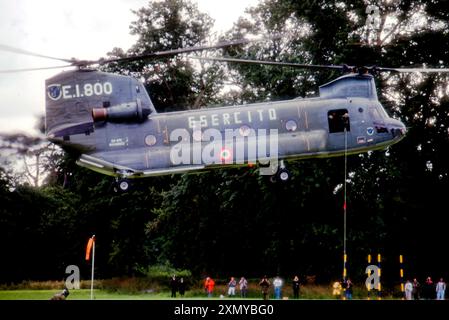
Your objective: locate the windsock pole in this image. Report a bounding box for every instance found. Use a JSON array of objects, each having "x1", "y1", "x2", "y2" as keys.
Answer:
[
  {"x1": 85, "y1": 235, "x2": 96, "y2": 300},
  {"x1": 91, "y1": 239, "x2": 95, "y2": 300}
]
